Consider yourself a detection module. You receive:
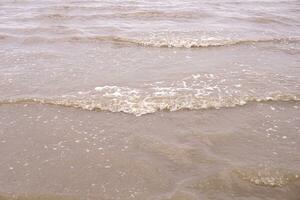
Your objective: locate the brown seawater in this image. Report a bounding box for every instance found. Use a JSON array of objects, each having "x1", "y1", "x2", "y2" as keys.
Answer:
[{"x1": 0, "y1": 0, "x2": 300, "y2": 200}]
